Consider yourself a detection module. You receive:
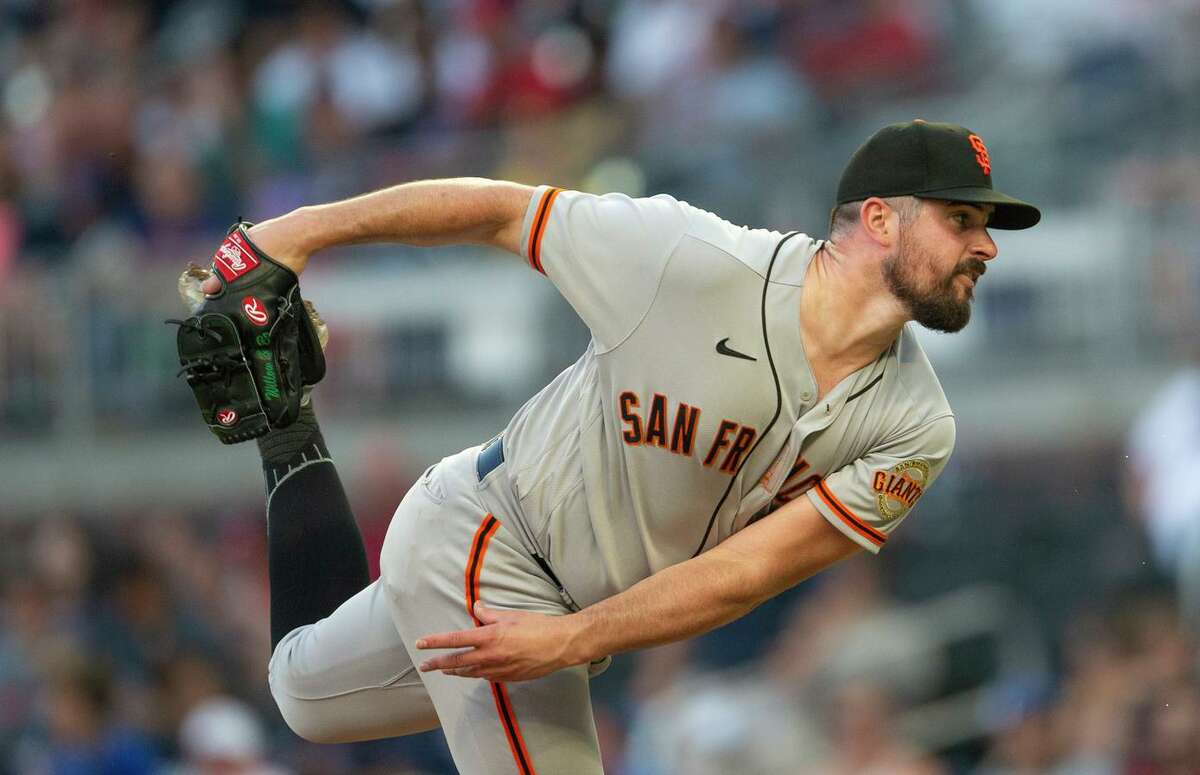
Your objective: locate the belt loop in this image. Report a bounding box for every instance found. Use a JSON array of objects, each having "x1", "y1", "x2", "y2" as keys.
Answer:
[{"x1": 476, "y1": 436, "x2": 505, "y2": 481}]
